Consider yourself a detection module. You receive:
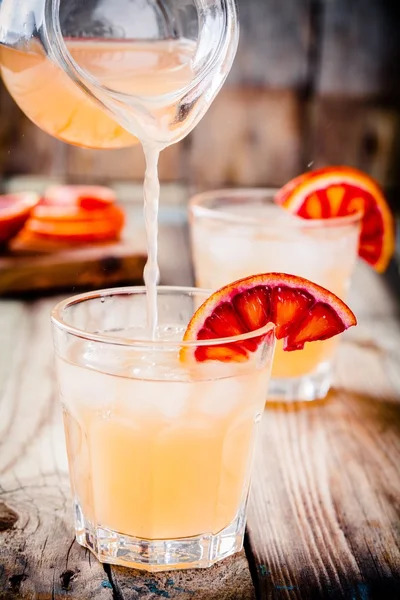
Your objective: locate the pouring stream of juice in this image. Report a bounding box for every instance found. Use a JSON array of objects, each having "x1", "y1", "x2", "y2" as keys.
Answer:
[
  {"x1": 142, "y1": 144, "x2": 161, "y2": 338},
  {"x1": 0, "y1": 39, "x2": 197, "y2": 335}
]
